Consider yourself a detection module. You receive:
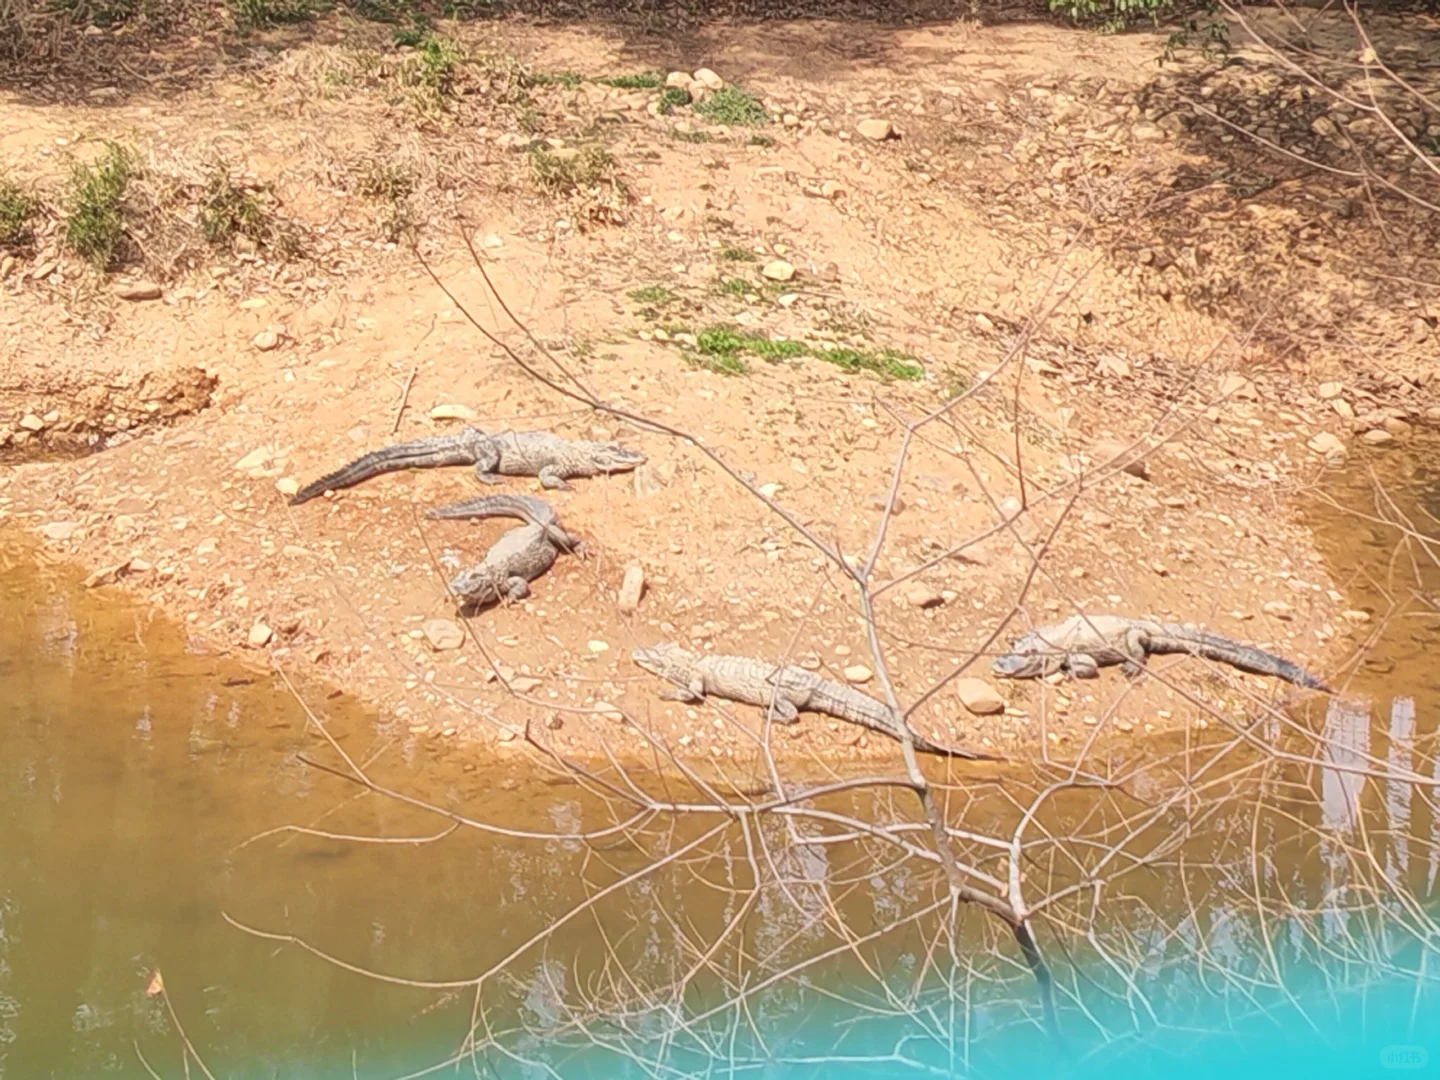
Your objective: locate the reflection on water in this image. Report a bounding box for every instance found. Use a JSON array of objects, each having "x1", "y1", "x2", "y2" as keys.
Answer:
[{"x1": 2, "y1": 440, "x2": 1440, "y2": 1080}]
